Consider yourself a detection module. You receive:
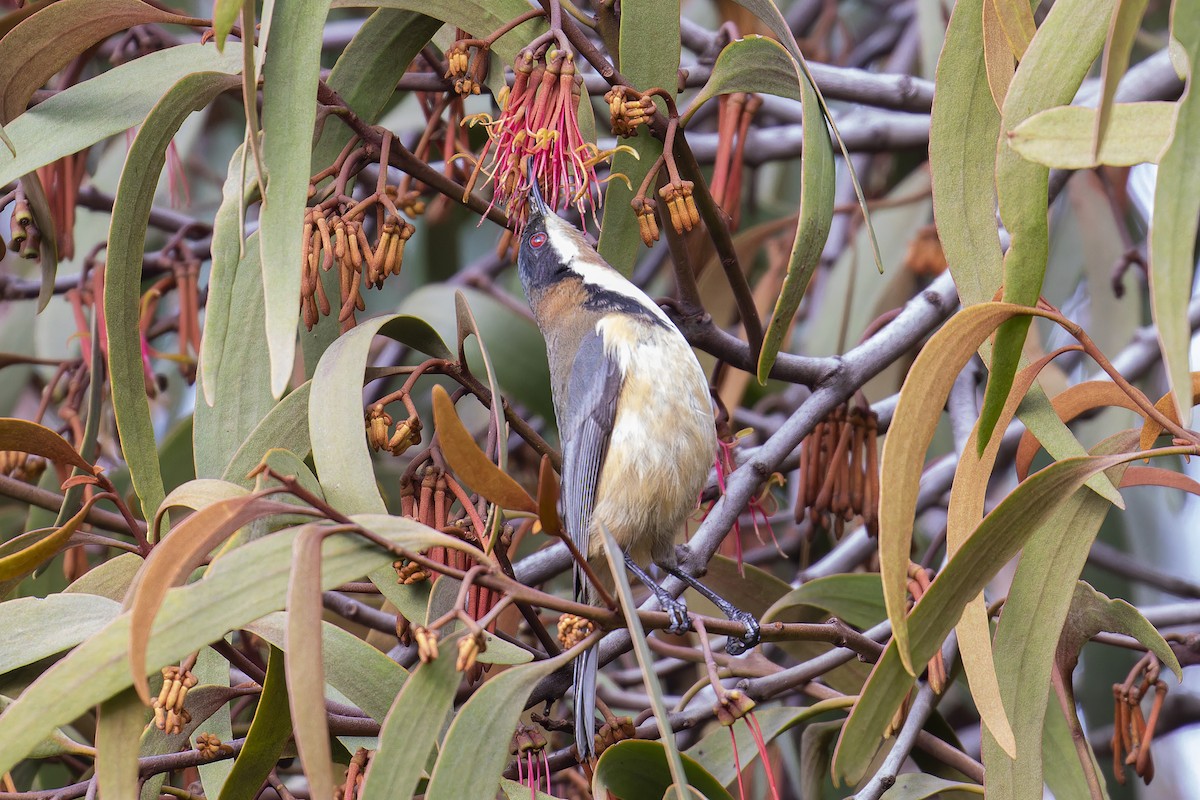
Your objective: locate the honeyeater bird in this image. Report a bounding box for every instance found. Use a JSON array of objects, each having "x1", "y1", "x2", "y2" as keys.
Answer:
[{"x1": 516, "y1": 168, "x2": 761, "y2": 760}]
